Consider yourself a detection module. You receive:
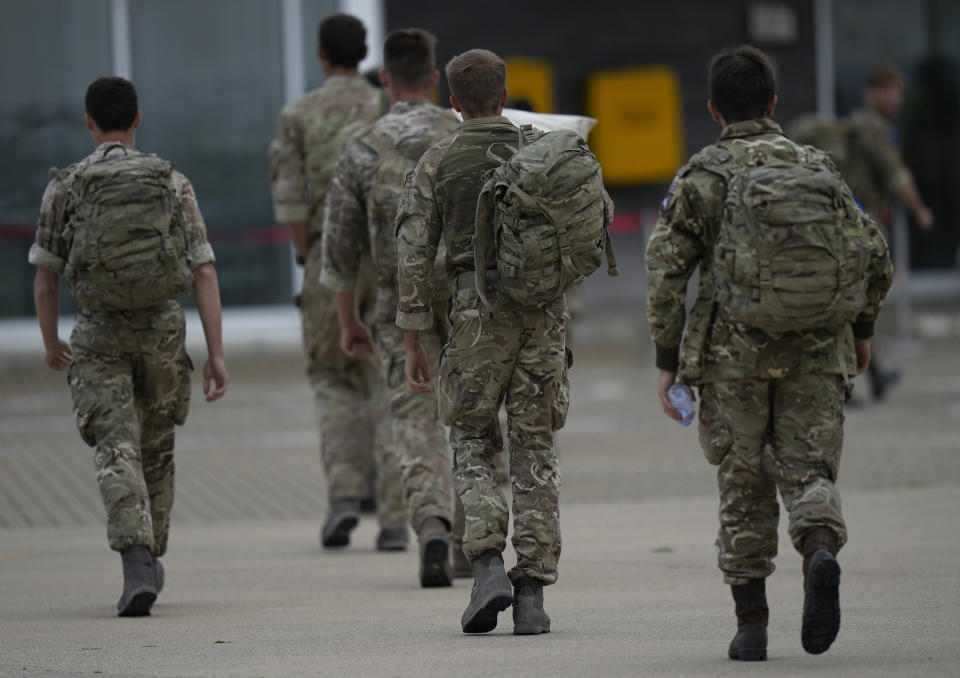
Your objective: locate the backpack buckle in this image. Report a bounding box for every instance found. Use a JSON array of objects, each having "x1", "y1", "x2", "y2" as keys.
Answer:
[{"x1": 758, "y1": 263, "x2": 772, "y2": 287}]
